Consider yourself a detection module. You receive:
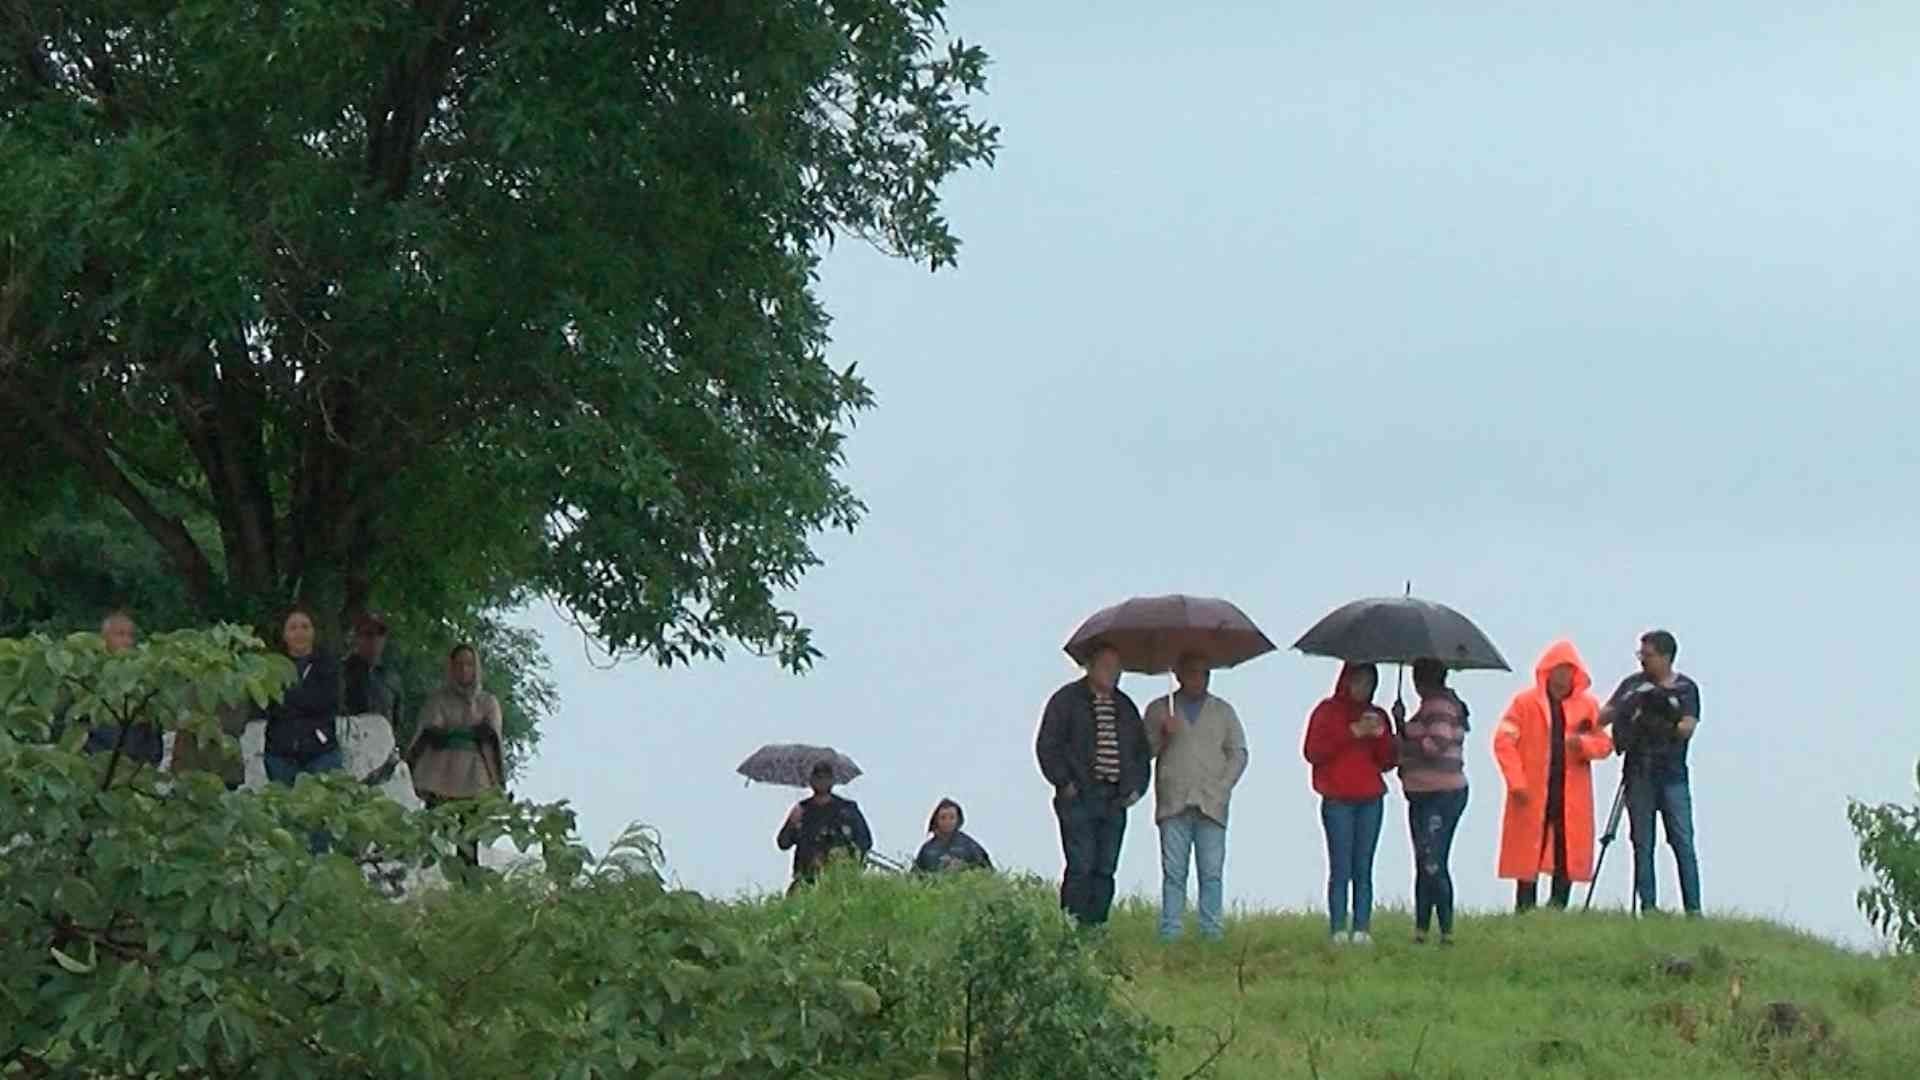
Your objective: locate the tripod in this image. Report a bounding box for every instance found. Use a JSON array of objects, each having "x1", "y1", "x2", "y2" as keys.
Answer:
[{"x1": 1584, "y1": 757, "x2": 1643, "y2": 913}]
